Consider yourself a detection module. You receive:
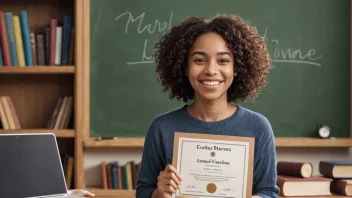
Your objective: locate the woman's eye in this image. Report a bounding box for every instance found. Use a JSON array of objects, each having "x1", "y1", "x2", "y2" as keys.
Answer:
[
  {"x1": 218, "y1": 59, "x2": 230, "y2": 63},
  {"x1": 194, "y1": 59, "x2": 206, "y2": 63}
]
